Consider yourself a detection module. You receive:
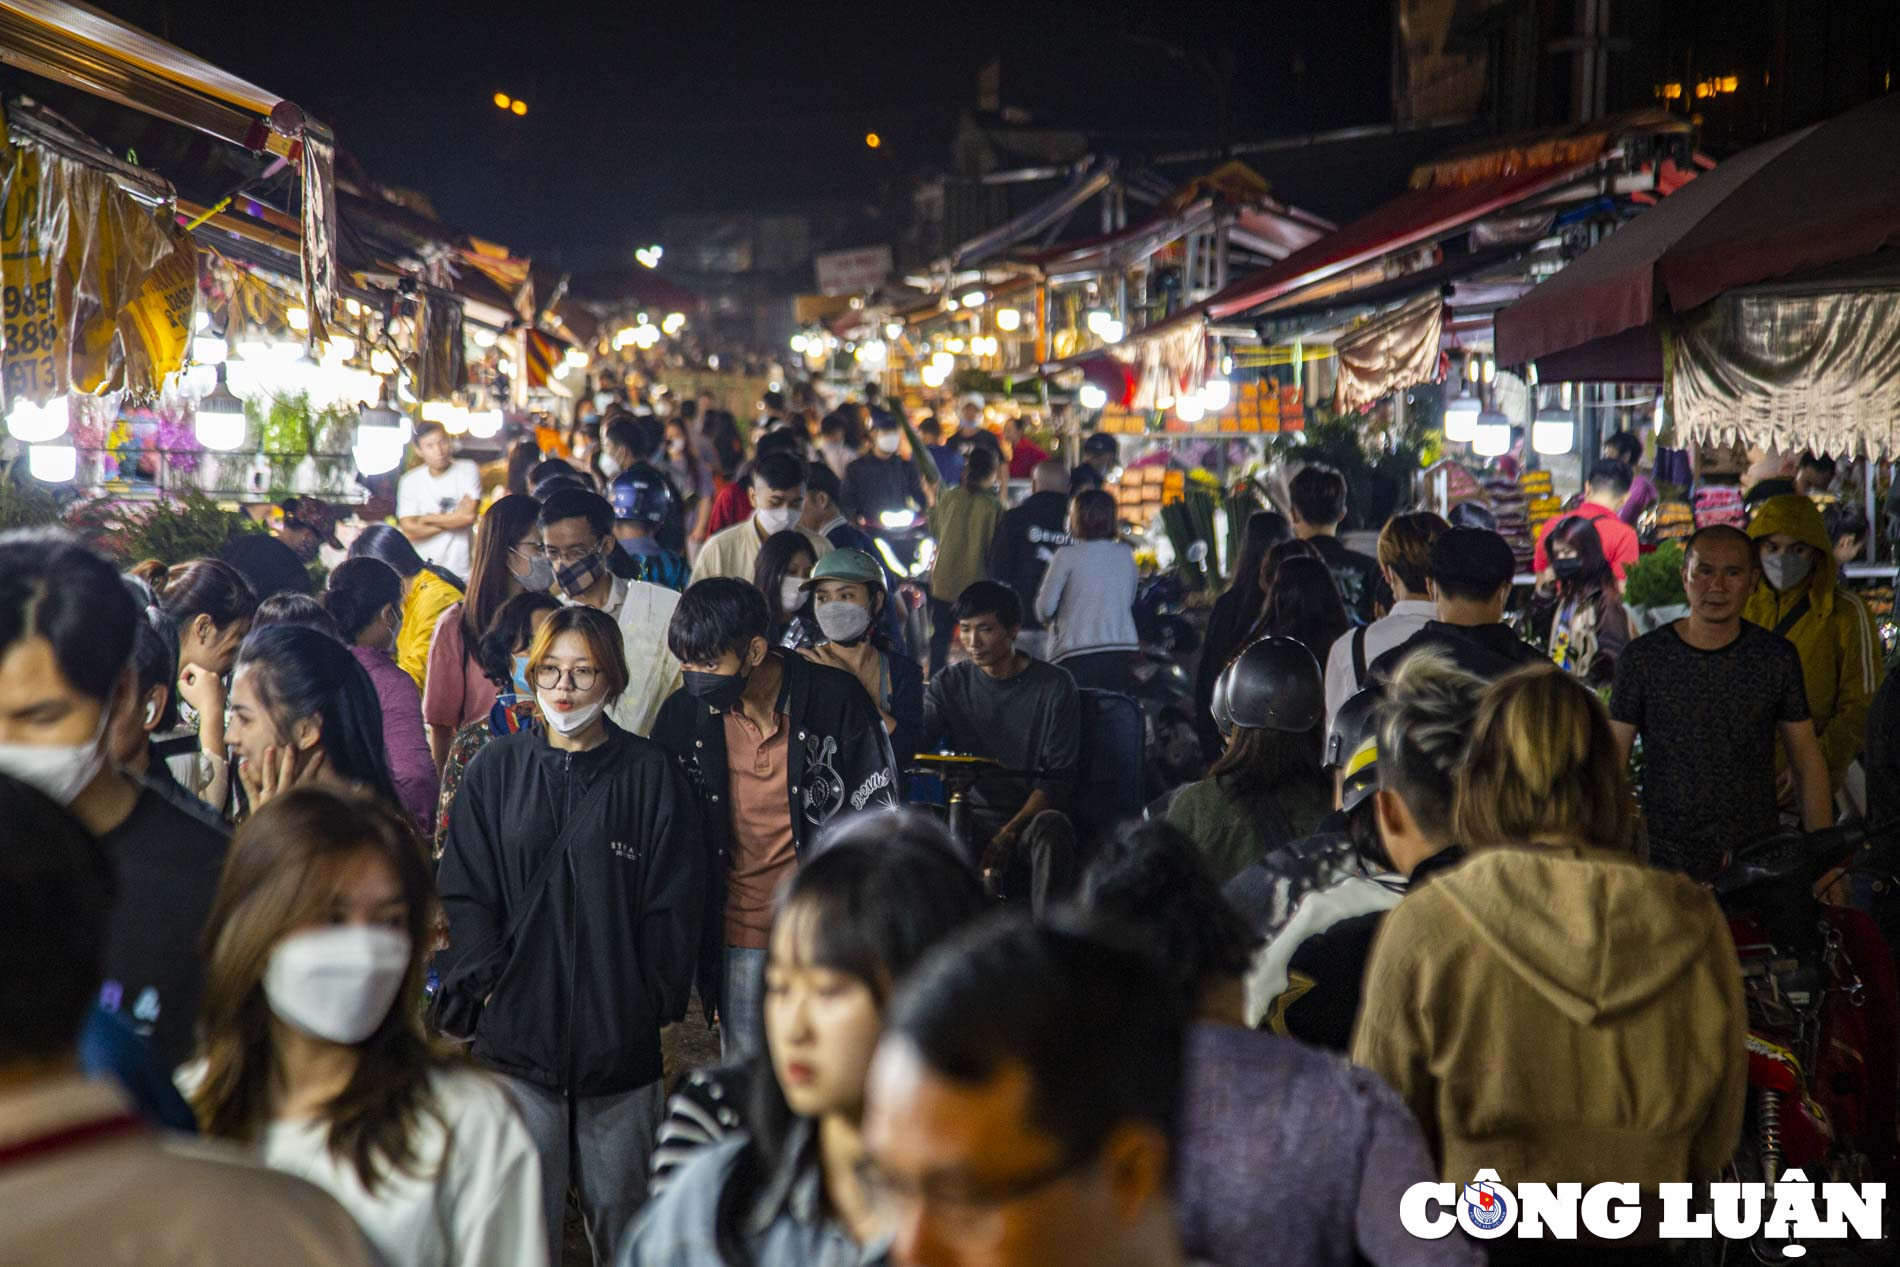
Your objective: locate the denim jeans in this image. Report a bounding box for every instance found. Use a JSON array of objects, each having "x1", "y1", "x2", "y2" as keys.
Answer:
[
  {"x1": 722, "y1": 944, "x2": 767, "y2": 1062},
  {"x1": 498, "y1": 1073, "x2": 664, "y2": 1266}
]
